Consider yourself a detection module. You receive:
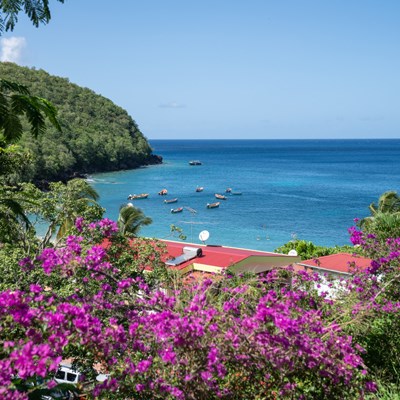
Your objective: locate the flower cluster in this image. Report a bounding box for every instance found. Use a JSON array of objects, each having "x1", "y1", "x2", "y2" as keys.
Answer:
[{"x1": 0, "y1": 218, "x2": 392, "y2": 399}]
